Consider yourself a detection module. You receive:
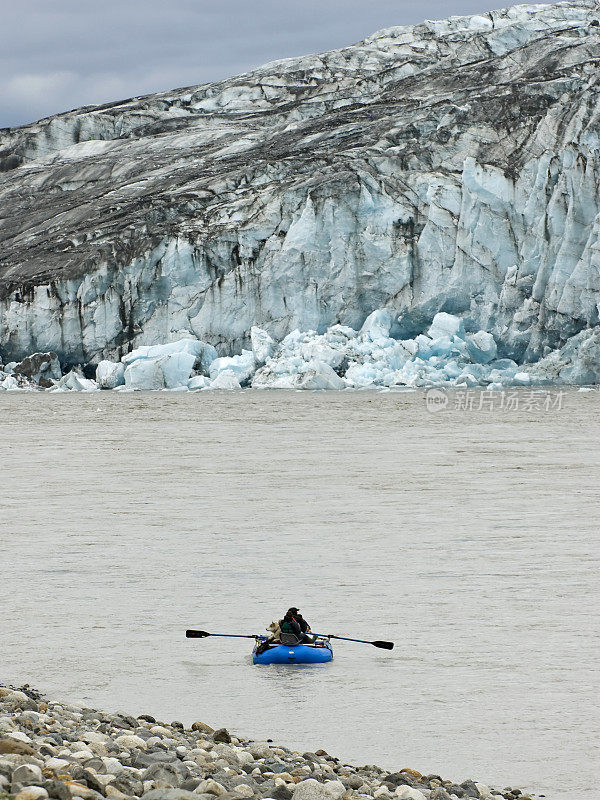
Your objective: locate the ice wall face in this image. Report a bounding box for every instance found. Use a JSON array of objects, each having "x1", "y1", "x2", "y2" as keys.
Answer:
[{"x1": 1, "y1": 1, "x2": 599, "y2": 366}]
